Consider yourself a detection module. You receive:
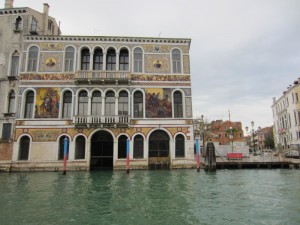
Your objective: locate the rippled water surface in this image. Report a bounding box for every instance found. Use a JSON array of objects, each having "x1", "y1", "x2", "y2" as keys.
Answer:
[{"x1": 0, "y1": 169, "x2": 300, "y2": 225}]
